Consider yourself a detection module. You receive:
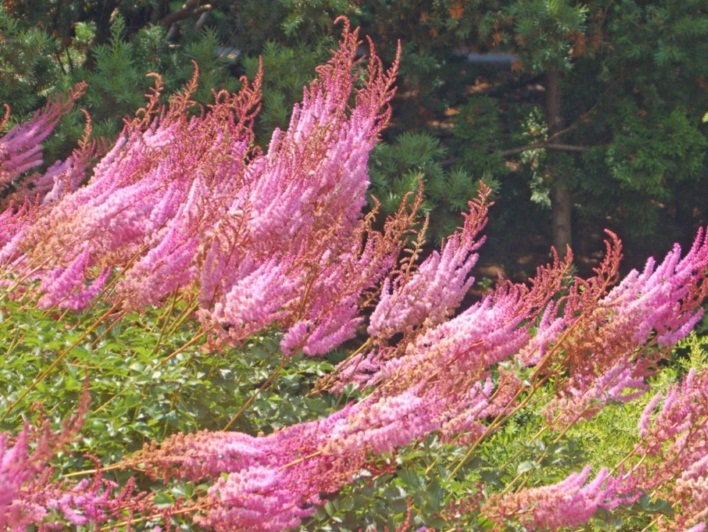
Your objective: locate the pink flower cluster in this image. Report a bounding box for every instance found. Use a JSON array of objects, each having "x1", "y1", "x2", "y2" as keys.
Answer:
[
  {"x1": 10, "y1": 70, "x2": 261, "y2": 311},
  {"x1": 0, "y1": 83, "x2": 86, "y2": 199},
  {"x1": 0, "y1": 85, "x2": 95, "y2": 271},
  {"x1": 483, "y1": 466, "x2": 635, "y2": 530},
  {"x1": 540, "y1": 230, "x2": 708, "y2": 430},
  {"x1": 368, "y1": 186, "x2": 489, "y2": 339},
  {"x1": 134, "y1": 256, "x2": 570, "y2": 528},
  {"x1": 482, "y1": 366, "x2": 708, "y2": 530},
  {"x1": 197, "y1": 20, "x2": 403, "y2": 354},
  {"x1": 632, "y1": 367, "x2": 708, "y2": 530},
  {"x1": 1, "y1": 21, "x2": 409, "y2": 360},
  {"x1": 0, "y1": 427, "x2": 39, "y2": 527},
  {"x1": 0, "y1": 394, "x2": 145, "y2": 529}
]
